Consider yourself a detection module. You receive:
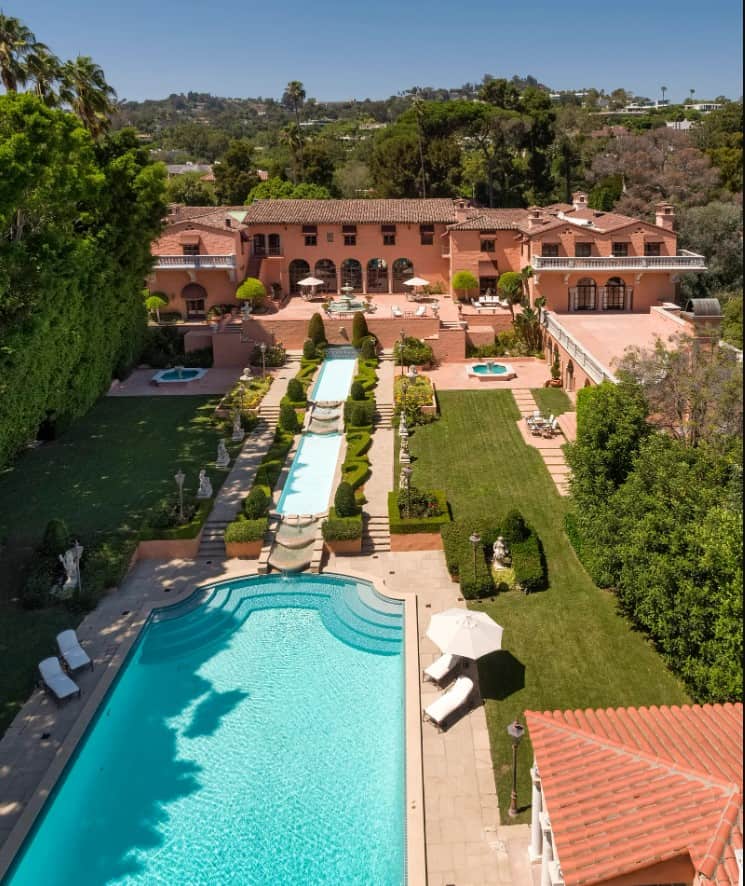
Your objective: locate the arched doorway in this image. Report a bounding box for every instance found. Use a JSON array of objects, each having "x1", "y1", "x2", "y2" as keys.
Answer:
[
  {"x1": 181, "y1": 282, "x2": 207, "y2": 319},
  {"x1": 605, "y1": 277, "x2": 626, "y2": 310},
  {"x1": 367, "y1": 258, "x2": 388, "y2": 293},
  {"x1": 574, "y1": 277, "x2": 597, "y2": 311},
  {"x1": 289, "y1": 259, "x2": 310, "y2": 294},
  {"x1": 566, "y1": 360, "x2": 575, "y2": 391},
  {"x1": 392, "y1": 258, "x2": 414, "y2": 291},
  {"x1": 340, "y1": 259, "x2": 362, "y2": 291},
  {"x1": 314, "y1": 259, "x2": 336, "y2": 294}
]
